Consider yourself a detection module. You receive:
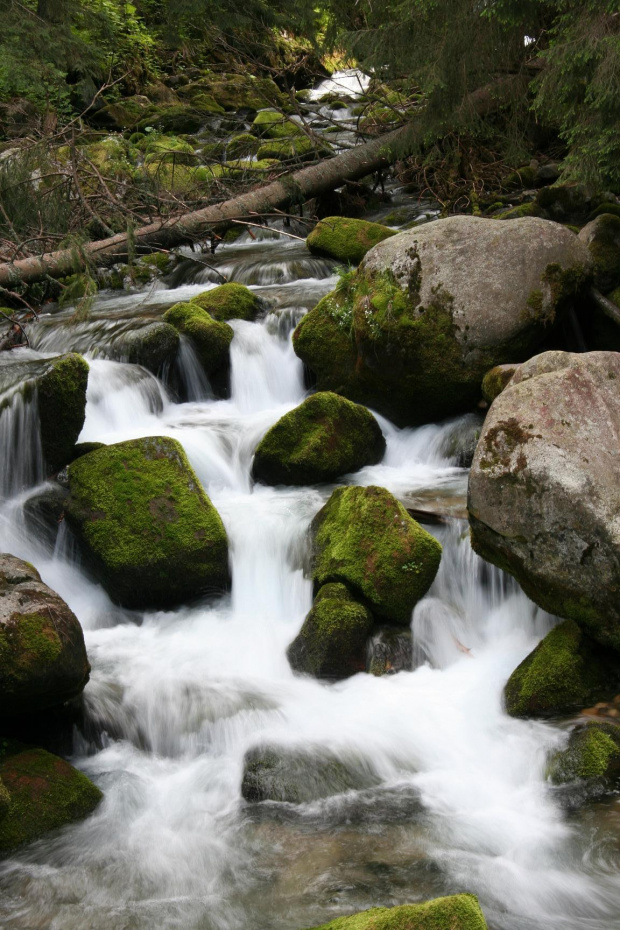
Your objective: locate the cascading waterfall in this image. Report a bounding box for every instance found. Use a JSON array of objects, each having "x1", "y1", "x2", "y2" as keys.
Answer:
[{"x1": 1, "y1": 148, "x2": 620, "y2": 930}]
